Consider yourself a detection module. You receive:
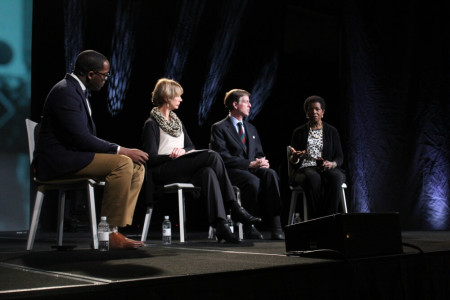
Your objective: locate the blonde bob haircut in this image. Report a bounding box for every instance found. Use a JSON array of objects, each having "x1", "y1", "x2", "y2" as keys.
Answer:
[{"x1": 151, "y1": 78, "x2": 184, "y2": 107}]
